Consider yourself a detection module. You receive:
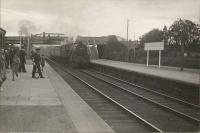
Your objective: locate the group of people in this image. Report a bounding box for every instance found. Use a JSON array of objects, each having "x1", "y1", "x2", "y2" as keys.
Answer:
[
  {"x1": 0, "y1": 47, "x2": 45, "y2": 92},
  {"x1": 0, "y1": 47, "x2": 26, "y2": 91}
]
